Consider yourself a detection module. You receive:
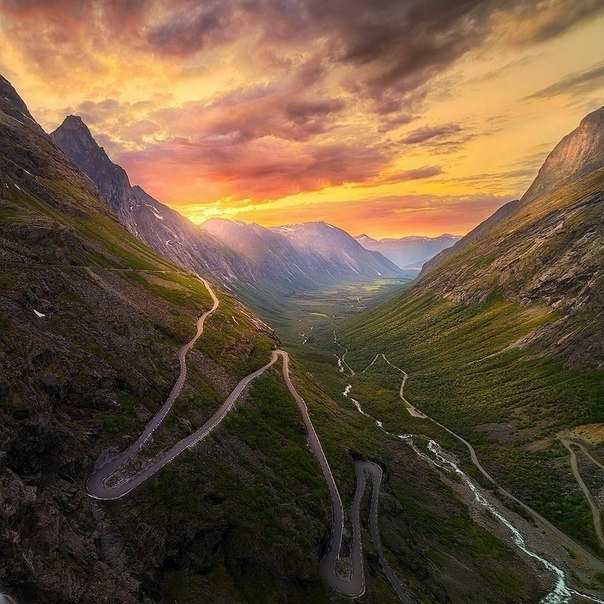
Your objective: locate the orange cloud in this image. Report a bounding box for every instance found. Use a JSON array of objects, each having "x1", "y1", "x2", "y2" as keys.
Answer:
[{"x1": 1, "y1": 0, "x2": 603, "y2": 237}]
